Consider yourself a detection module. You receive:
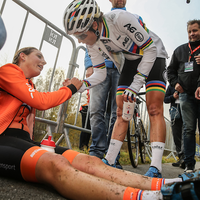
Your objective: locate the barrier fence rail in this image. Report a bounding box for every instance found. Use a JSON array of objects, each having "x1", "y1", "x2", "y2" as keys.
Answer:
[{"x1": 0, "y1": 0, "x2": 178, "y2": 161}]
